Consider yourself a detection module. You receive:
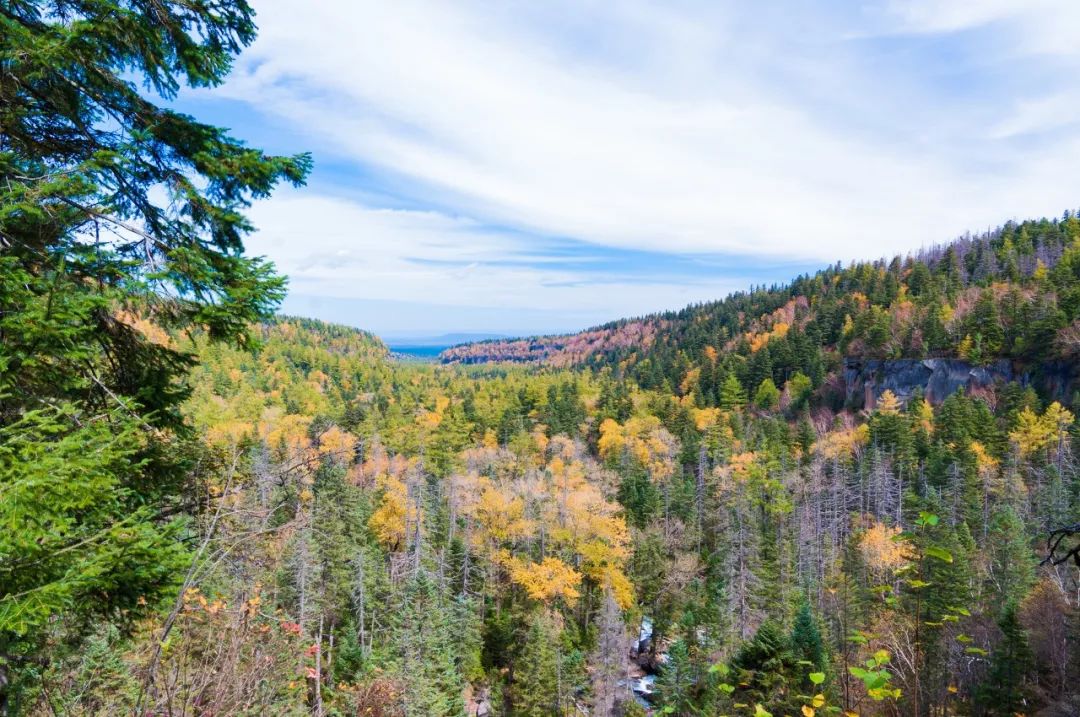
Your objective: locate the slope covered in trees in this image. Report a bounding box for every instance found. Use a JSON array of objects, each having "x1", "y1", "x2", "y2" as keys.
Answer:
[
  {"x1": 442, "y1": 216, "x2": 1080, "y2": 410},
  {"x1": 17, "y1": 307, "x2": 1079, "y2": 716}
]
